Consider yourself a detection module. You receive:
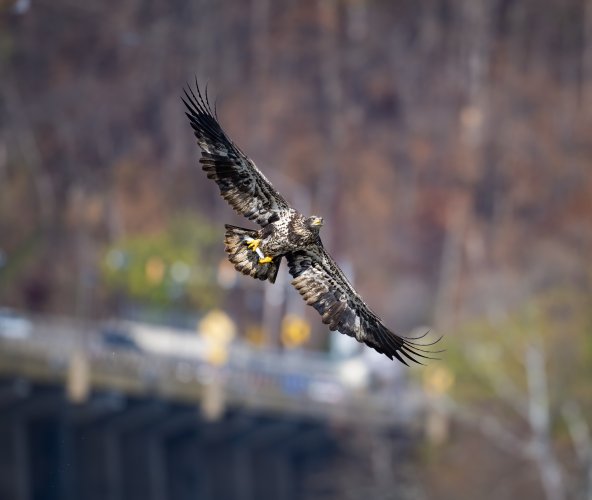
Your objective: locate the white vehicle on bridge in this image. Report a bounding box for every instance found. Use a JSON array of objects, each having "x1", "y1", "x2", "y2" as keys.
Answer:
[{"x1": 0, "y1": 308, "x2": 33, "y2": 340}]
